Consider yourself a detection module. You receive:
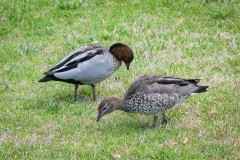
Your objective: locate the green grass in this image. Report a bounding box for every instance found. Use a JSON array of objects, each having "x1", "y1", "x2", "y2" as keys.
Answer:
[{"x1": 0, "y1": 0, "x2": 239, "y2": 159}]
